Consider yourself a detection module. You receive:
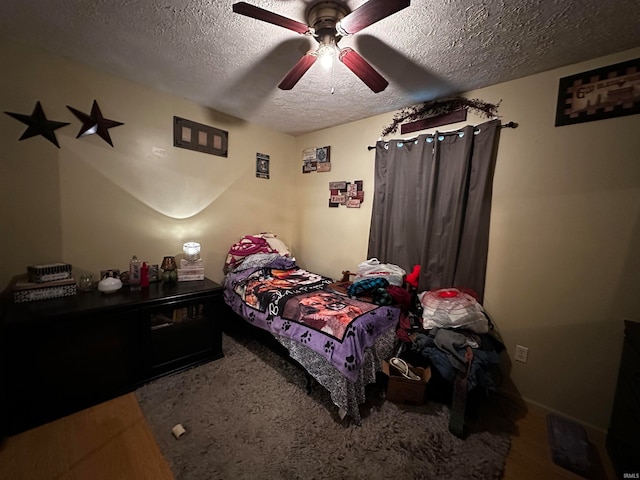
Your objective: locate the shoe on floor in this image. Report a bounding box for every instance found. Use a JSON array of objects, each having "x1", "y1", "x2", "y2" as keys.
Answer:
[{"x1": 390, "y1": 357, "x2": 421, "y2": 381}]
